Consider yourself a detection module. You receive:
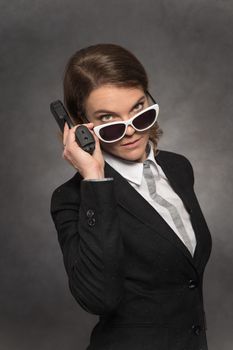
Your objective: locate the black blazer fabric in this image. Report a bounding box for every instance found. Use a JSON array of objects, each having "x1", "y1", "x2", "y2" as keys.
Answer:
[{"x1": 50, "y1": 149, "x2": 212, "y2": 350}]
